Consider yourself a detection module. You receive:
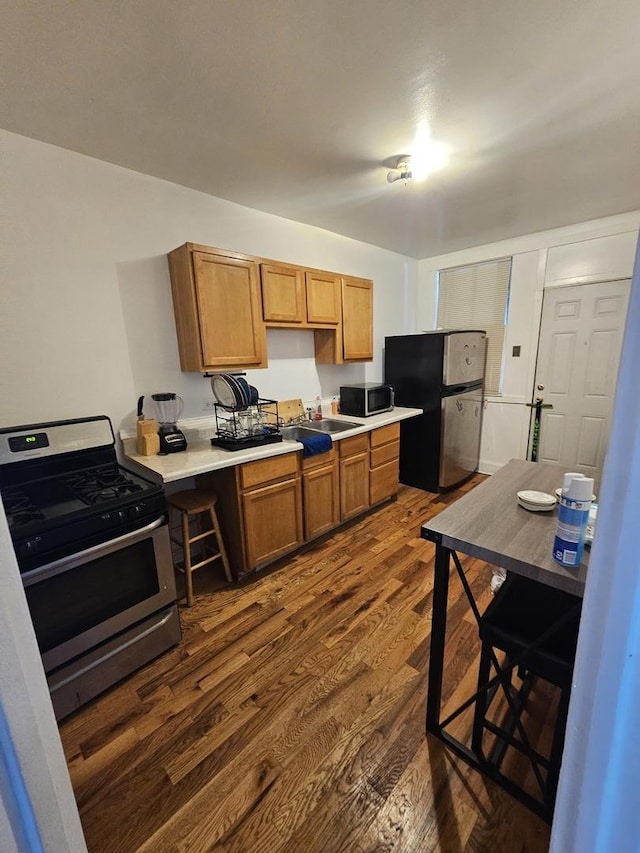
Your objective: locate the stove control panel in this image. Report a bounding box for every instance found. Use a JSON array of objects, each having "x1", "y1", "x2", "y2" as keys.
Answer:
[
  {"x1": 100, "y1": 502, "x2": 148, "y2": 524},
  {"x1": 19, "y1": 537, "x2": 42, "y2": 557}
]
